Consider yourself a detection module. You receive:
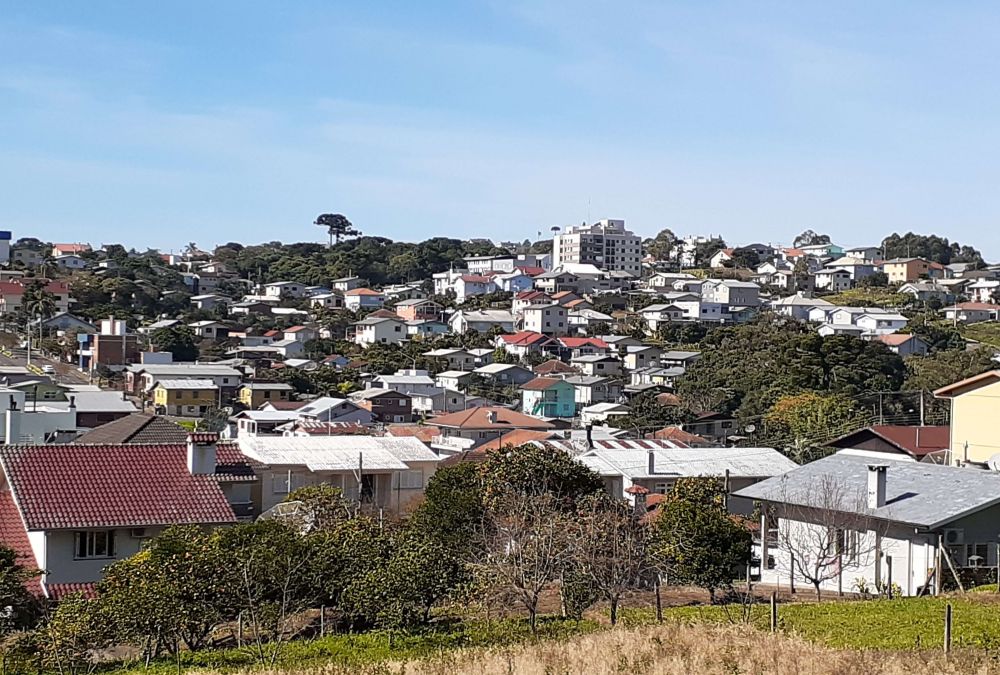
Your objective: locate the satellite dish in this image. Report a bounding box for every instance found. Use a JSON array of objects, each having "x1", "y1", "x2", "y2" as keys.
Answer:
[
  {"x1": 988, "y1": 453, "x2": 1000, "y2": 472},
  {"x1": 745, "y1": 424, "x2": 757, "y2": 433}
]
